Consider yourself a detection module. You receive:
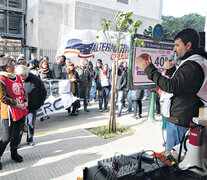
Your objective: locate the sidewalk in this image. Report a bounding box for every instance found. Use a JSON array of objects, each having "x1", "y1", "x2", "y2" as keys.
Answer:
[{"x1": 0, "y1": 100, "x2": 166, "y2": 180}]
